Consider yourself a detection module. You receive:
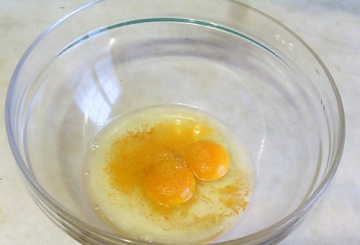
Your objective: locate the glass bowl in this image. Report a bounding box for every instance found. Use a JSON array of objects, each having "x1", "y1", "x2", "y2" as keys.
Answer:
[{"x1": 5, "y1": 0, "x2": 345, "y2": 244}]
